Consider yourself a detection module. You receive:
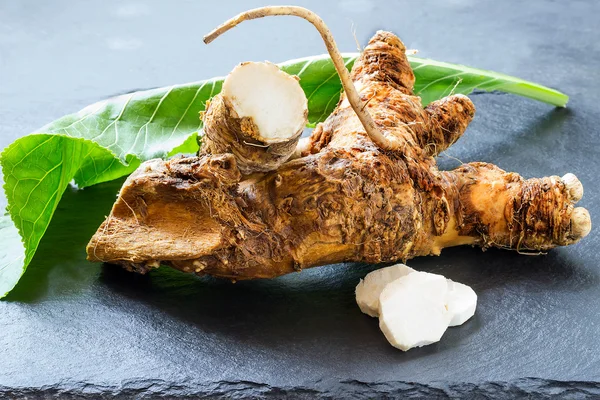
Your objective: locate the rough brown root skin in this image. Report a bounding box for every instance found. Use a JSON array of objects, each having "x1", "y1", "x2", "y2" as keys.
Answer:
[
  {"x1": 438, "y1": 164, "x2": 589, "y2": 253},
  {"x1": 202, "y1": 94, "x2": 303, "y2": 174},
  {"x1": 87, "y1": 29, "x2": 591, "y2": 280},
  {"x1": 423, "y1": 94, "x2": 476, "y2": 156},
  {"x1": 87, "y1": 155, "x2": 242, "y2": 270},
  {"x1": 302, "y1": 31, "x2": 476, "y2": 161}
]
